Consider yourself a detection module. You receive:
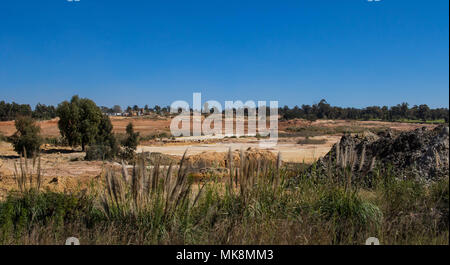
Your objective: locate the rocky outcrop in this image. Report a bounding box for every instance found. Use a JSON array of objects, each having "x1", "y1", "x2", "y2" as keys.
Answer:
[{"x1": 311, "y1": 125, "x2": 449, "y2": 182}]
